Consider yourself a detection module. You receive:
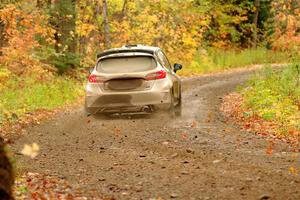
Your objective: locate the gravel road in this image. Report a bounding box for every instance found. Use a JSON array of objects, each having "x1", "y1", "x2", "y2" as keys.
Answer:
[{"x1": 11, "y1": 70, "x2": 300, "y2": 200}]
